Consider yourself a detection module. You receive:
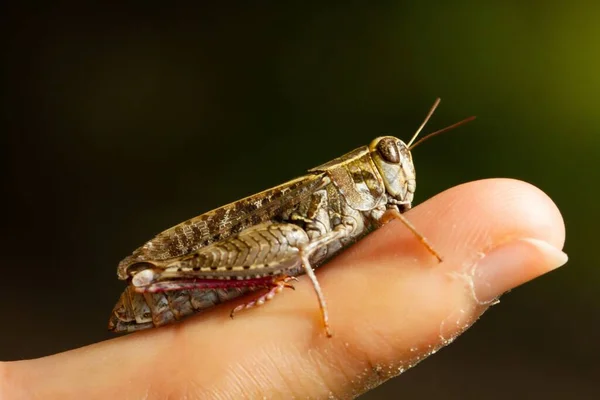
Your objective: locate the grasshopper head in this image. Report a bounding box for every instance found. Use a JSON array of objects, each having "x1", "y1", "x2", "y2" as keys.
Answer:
[
  {"x1": 368, "y1": 98, "x2": 475, "y2": 211},
  {"x1": 369, "y1": 136, "x2": 416, "y2": 209}
]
